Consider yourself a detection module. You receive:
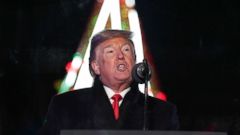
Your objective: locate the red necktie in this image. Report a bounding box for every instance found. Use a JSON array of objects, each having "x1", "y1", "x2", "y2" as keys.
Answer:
[{"x1": 111, "y1": 94, "x2": 122, "y2": 120}]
